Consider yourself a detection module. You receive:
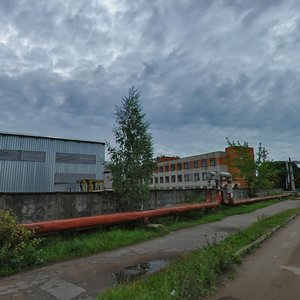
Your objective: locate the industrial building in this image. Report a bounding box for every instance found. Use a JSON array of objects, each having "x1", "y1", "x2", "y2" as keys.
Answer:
[
  {"x1": 150, "y1": 147, "x2": 254, "y2": 189},
  {"x1": 0, "y1": 132, "x2": 105, "y2": 192}
]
